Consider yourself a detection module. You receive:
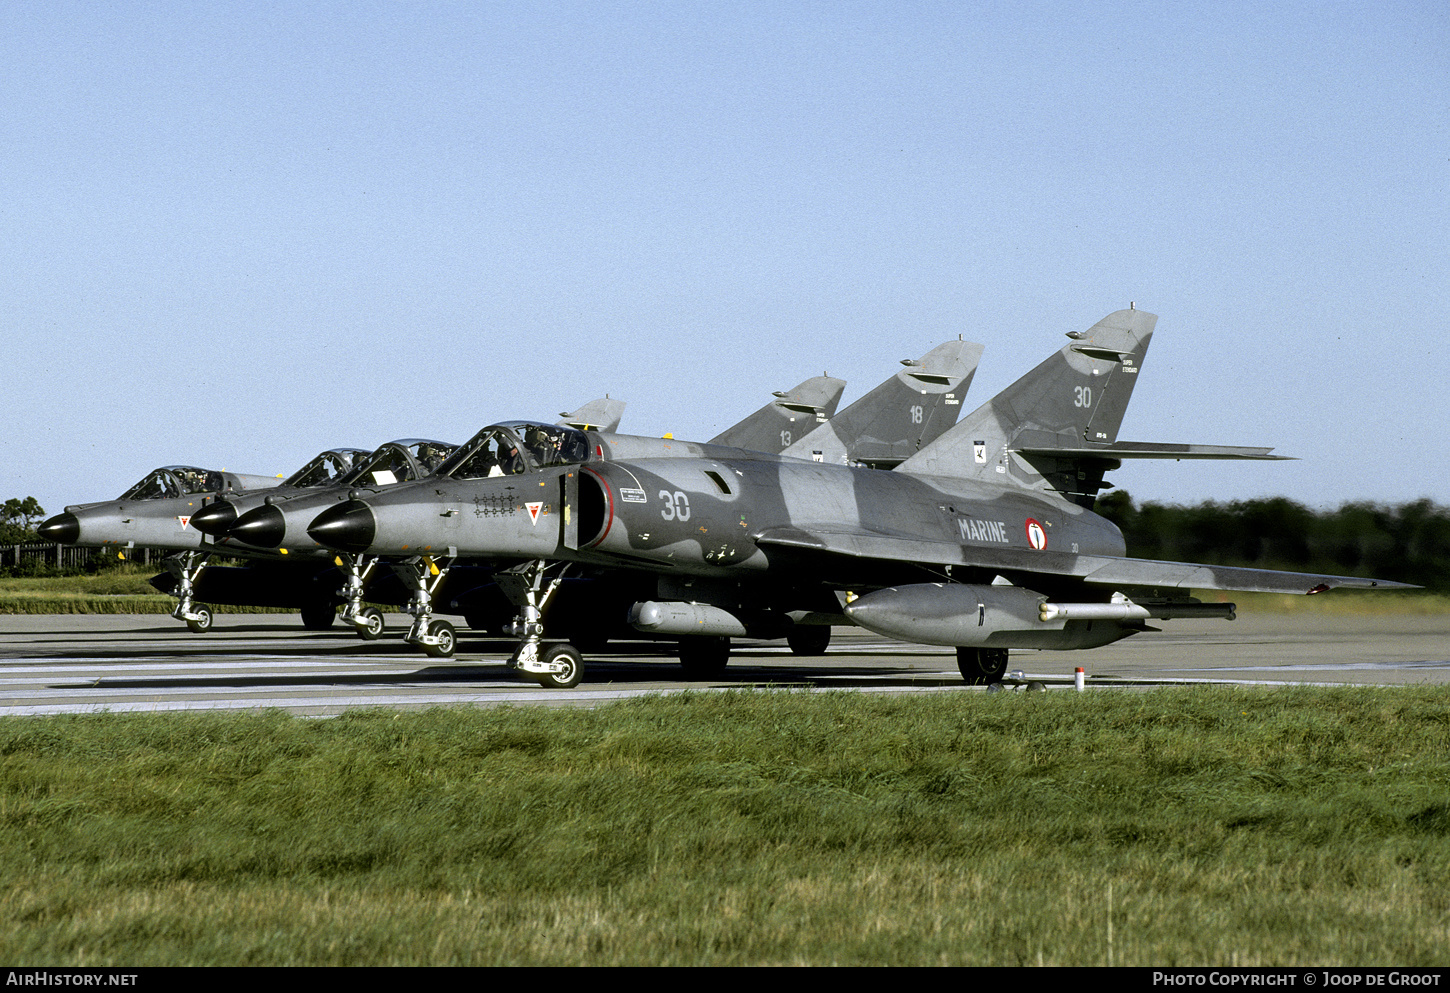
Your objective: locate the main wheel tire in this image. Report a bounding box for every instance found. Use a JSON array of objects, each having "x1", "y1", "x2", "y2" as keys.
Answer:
[
  {"x1": 786, "y1": 625, "x2": 831, "y2": 656},
  {"x1": 679, "y1": 635, "x2": 731, "y2": 677},
  {"x1": 536, "y1": 643, "x2": 583, "y2": 689},
  {"x1": 355, "y1": 606, "x2": 385, "y2": 641},
  {"x1": 957, "y1": 647, "x2": 1008, "y2": 685},
  {"x1": 185, "y1": 604, "x2": 213, "y2": 634},
  {"x1": 421, "y1": 619, "x2": 457, "y2": 658},
  {"x1": 301, "y1": 603, "x2": 337, "y2": 630}
]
